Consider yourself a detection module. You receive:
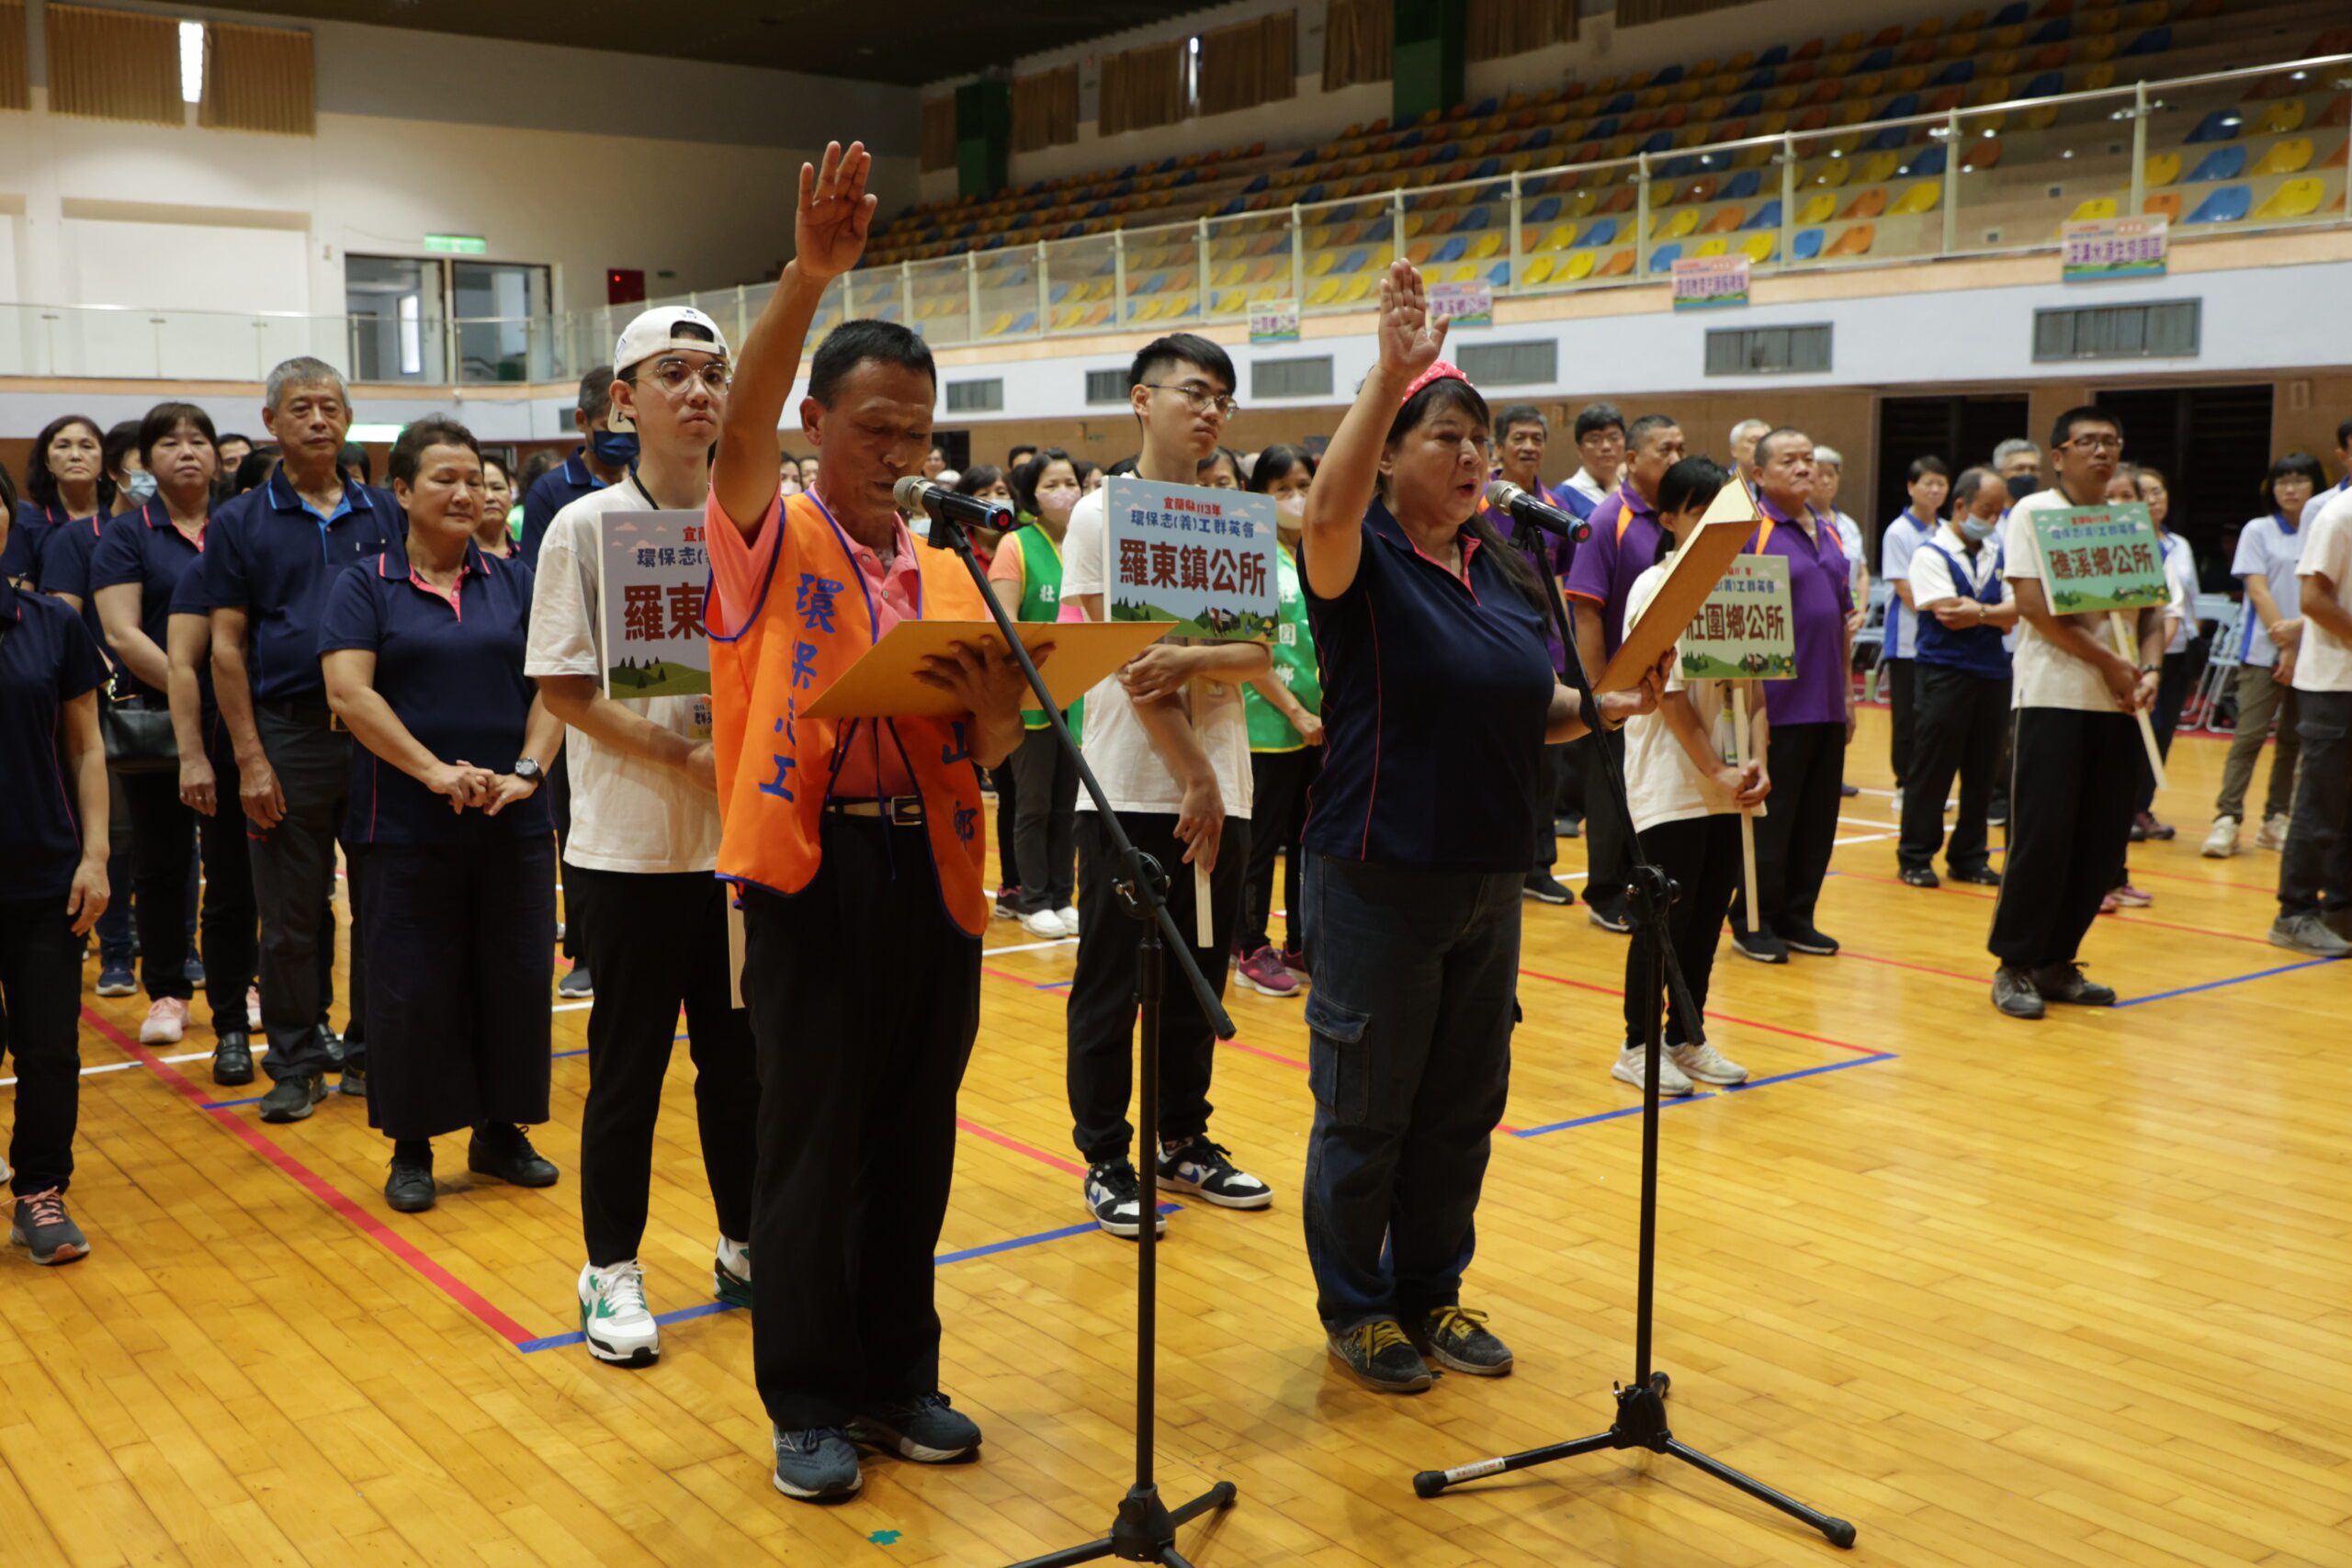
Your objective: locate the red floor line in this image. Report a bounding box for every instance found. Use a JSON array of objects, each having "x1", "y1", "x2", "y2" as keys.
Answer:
[
  {"x1": 1839, "y1": 950, "x2": 1989, "y2": 984},
  {"x1": 82, "y1": 1008, "x2": 535, "y2": 1347},
  {"x1": 2111, "y1": 863, "x2": 2278, "y2": 896},
  {"x1": 1831, "y1": 867, "x2": 2278, "y2": 947},
  {"x1": 956, "y1": 1117, "x2": 1088, "y2": 1178},
  {"x1": 1512, "y1": 967, "x2": 1883, "y2": 1055}
]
